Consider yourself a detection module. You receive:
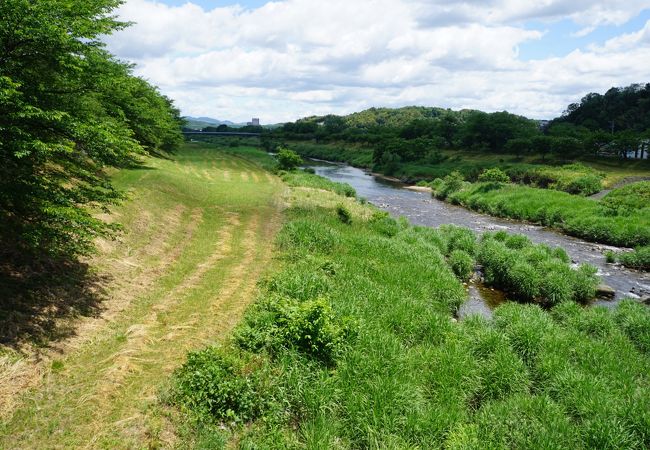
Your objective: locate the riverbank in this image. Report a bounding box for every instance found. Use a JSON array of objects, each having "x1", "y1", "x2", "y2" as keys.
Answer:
[
  {"x1": 435, "y1": 179, "x2": 650, "y2": 249},
  {"x1": 311, "y1": 162, "x2": 650, "y2": 300},
  {"x1": 167, "y1": 154, "x2": 650, "y2": 448},
  {"x1": 287, "y1": 140, "x2": 650, "y2": 187}
]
